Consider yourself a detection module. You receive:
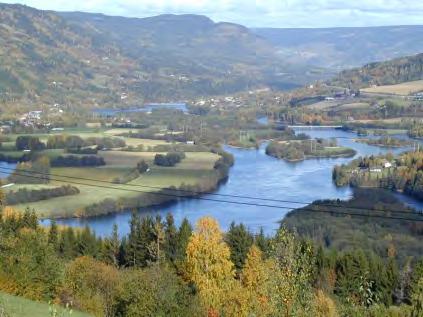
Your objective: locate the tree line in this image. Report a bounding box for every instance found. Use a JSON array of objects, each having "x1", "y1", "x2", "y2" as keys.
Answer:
[{"x1": 0, "y1": 203, "x2": 421, "y2": 316}]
